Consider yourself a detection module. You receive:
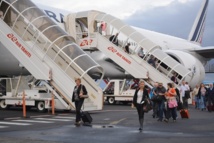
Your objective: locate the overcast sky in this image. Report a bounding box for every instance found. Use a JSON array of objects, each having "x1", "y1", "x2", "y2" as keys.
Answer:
[{"x1": 33, "y1": 0, "x2": 214, "y2": 47}]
